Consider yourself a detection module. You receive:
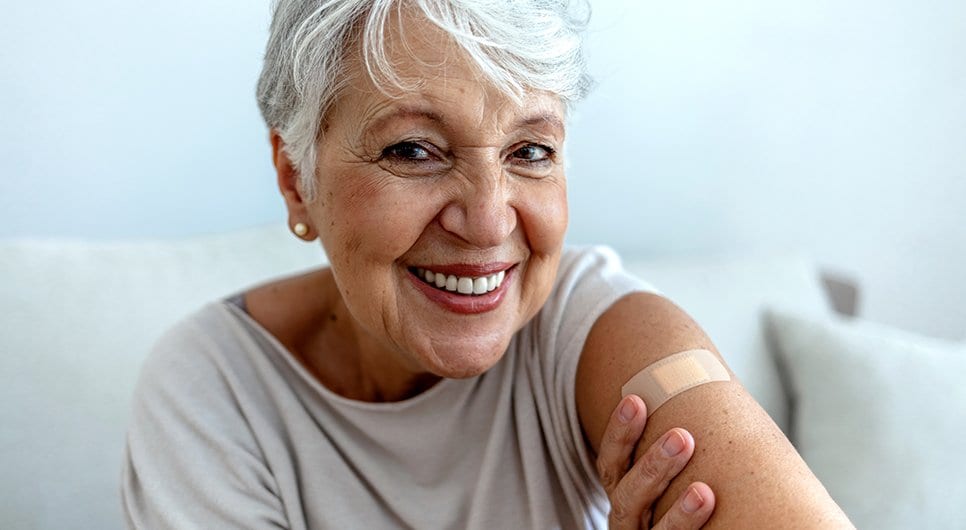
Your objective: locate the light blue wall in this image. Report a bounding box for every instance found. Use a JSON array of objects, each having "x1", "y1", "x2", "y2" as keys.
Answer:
[
  {"x1": 2, "y1": 1, "x2": 964, "y2": 339},
  {"x1": 0, "y1": 0, "x2": 282, "y2": 238},
  {"x1": 565, "y1": 0, "x2": 966, "y2": 340}
]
